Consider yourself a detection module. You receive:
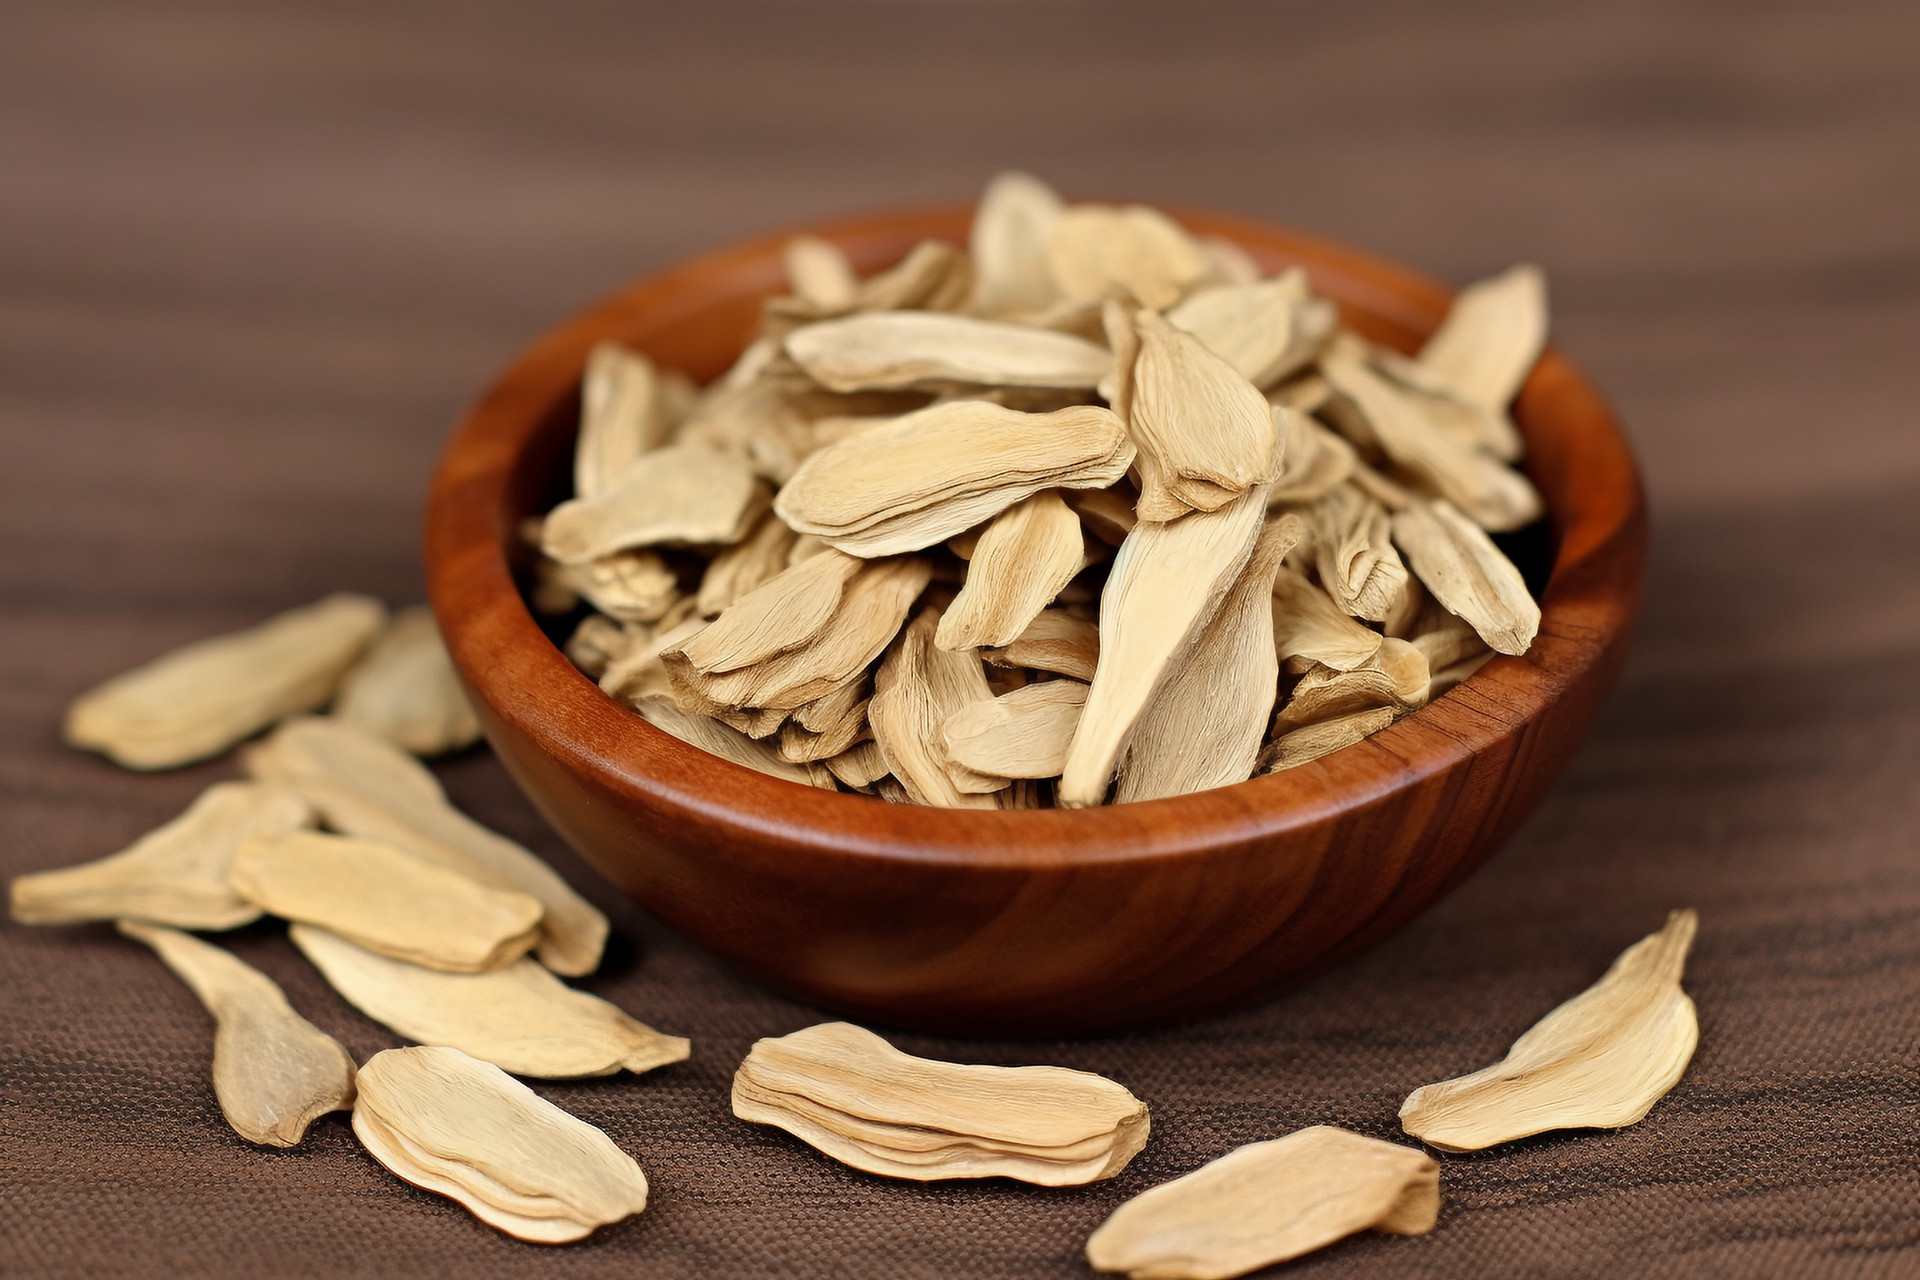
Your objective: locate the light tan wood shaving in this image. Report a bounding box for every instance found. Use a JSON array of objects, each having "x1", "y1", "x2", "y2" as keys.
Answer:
[
  {"x1": 353, "y1": 1045, "x2": 649, "y2": 1243},
  {"x1": 1401, "y1": 909, "x2": 1699, "y2": 1151},
  {"x1": 541, "y1": 443, "x2": 768, "y2": 563},
  {"x1": 1390, "y1": 499, "x2": 1541, "y2": 655},
  {"x1": 1419, "y1": 263, "x2": 1547, "y2": 411},
  {"x1": 633, "y1": 695, "x2": 837, "y2": 789},
  {"x1": 1261, "y1": 706, "x2": 1400, "y2": 773},
  {"x1": 118, "y1": 919, "x2": 356, "y2": 1148},
  {"x1": 941, "y1": 679, "x2": 1086, "y2": 780},
  {"x1": 64, "y1": 593, "x2": 387, "y2": 770},
  {"x1": 731, "y1": 1021, "x2": 1150, "y2": 1184},
  {"x1": 870, "y1": 607, "x2": 1002, "y2": 806},
  {"x1": 1085, "y1": 1126, "x2": 1439, "y2": 1279},
  {"x1": 935, "y1": 490, "x2": 1086, "y2": 650},
  {"x1": 333, "y1": 605, "x2": 481, "y2": 756}
]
